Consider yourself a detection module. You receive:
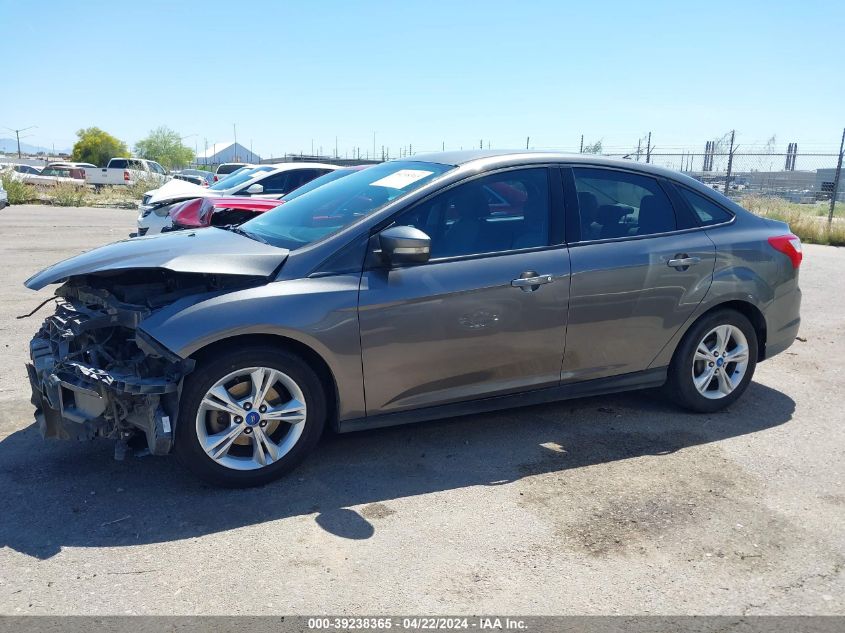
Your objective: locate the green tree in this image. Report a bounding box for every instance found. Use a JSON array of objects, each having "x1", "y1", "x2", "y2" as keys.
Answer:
[
  {"x1": 134, "y1": 126, "x2": 195, "y2": 170},
  {"x1": 71, "y1": 127, "x2": 128, "y2": 167}
]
